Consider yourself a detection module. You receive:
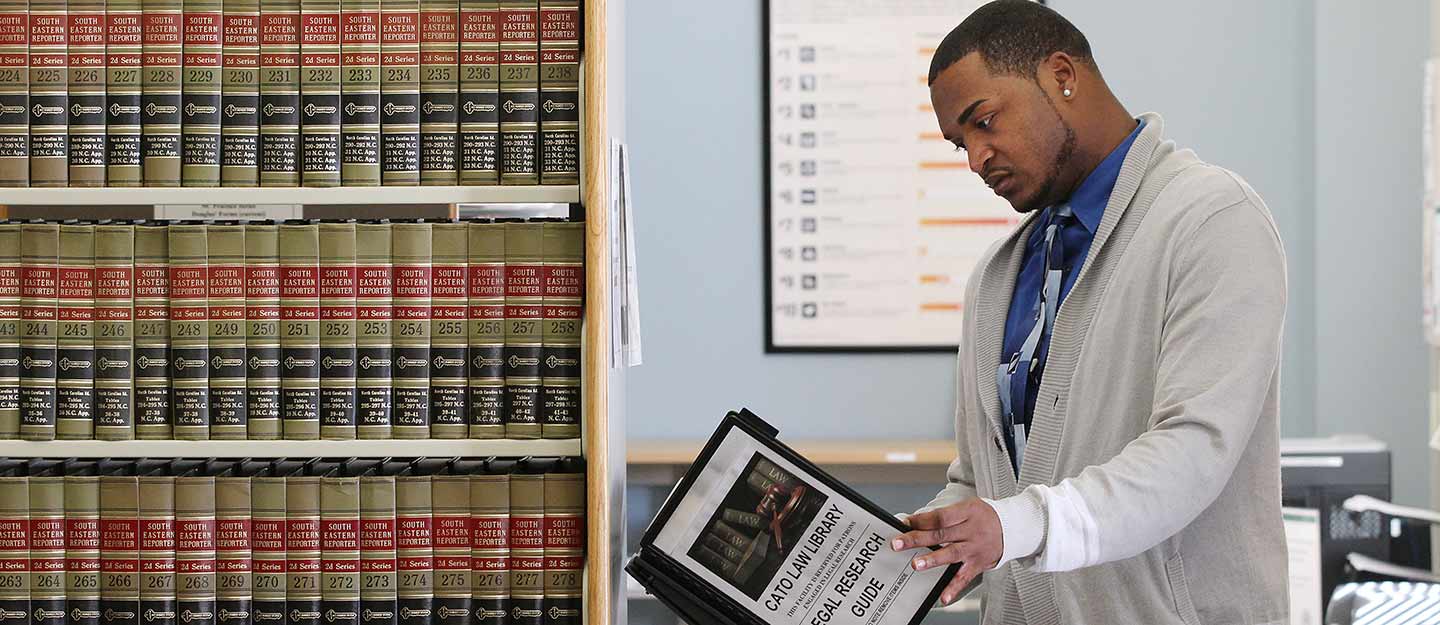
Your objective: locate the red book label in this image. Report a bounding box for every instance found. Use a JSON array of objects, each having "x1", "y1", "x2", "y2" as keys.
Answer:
[
  {"x1": 320, "y1": 266, "x2": 357, "y2": 298},
  {"x1": 69, "y1": 13, "x2": 105, "y2": 45},
  {"x1": 503, "y1": 304, "x2": 540, "y2": 320},
  {"x1": 286, "y1": 519, "x2": 320, "y2": 551},
  {"x1": 392, "y1": 266, "x2": 431, "y2": 298},
  {"x1": 95, "y1": 267, "x2": 134, "y2": 299},
  {"x1": 321, "y1": 520, "x2": 358, "y2": 551},
  {"x1": 281, "y1": 266, "x2": 319, "y2": 298},
  {"x1": 102, "y1": 559, "x2": 140, "y2": 573},
  {"x1": 223, "y1": 14, "x2": 258, "y2": 46},
  {"x1": 22, "y1": 266, "x2": 57, "y2": 298},
  {"x1": 286, "y1": 558, "x2": 319, "y2": 573},
  {"x1": 140, "y1": 520, "x2": 175, "y2": 551},
  {"x1": 460, "y1": 8, "x2": 496, "y2": 44},
  {"x1": 470, "y1": 517, "x2": 507, "y2": 550},
  {"x1": 471, "y1": 556, "x2": 506, "y2": 571},
  {"x1": 139, "y1": 559, "x2": 176, "y2": 573},
  {"x1": 395, "y1": 516, "x2": 431, "y2": 549},
  {"x1": 540, "y1": 48, "x2": 578, "y2": 64},
  {"x1": 467, "y1": 265, "x2": 502, "y2": 299},
  {"x1": 397, "y1": 556, "x2": 432, "y2": 571},
  {"x1": 301, "y1": 13, "x2": 338, "y2": 45},
  {"x1": 356, "y1": 266, "x2": 391, "y2": 298},
  {"x1": 381, "y1": 12, "x2": 417, "y2": 45},
  {"x1": 420, "y1": 10, "x2": 456, "y2": 43},
  {"x1": 251, "y1": 520, "x2": 285, "y2": 553},
  {"x1": 498, "y1": 8, "x2": 534, "y2": 44},
  {"x1": 543, "y1": 555, "x2": 583, "y2": 569},
  {"x1": 29, "y1": 15, "x2": 64, "y2": 47},
  {"x1": 509, "y1": 555, "x2": 542, "y2": 571},
  {"x1": 58, "y1": 268, "x2": 93, "y2": 299},
  {"x1": 143, "y1": 13, "x2": 182, "y2": 46},
  {"x1": 259, "y1": 13, "x2": 299, "y2": 46},
  {"x1": 0, "y1": 520, "x2": 27, "y2": 550},
  {"x1": 176, "y1": 519, "x2": 215, "y2": 552},
  {"x1": 65, "y1": 557, "x2": 101, "y2": 571},
  {"x1": 66, "y1": 519, "x2": 100, "y2": 549},
  {"x1": 183, "y1": 12, "x2": 221, "y2": 46},
  {"x1": 246, "y1": 265, "x2": 280, "y2": 298},
  {"x1": 504, "y1": 264, "x2": 541, "y2": 297},
  {"x1": 360, "y1": 559, "x2": 394, "y2": 572},
  {"x1": 101, "y1": 520, "x2": 139, "y2": 552},
  {"x1": 30, "y1": 519, "x2": 64, "y2": 550},
  {"x1": 342, "y1": 11, "x2": 378, "y2": 45},
  {"x1": 217, "y1": 558, "x2": 251, "y2": 573},
  {"x1": 360, "y1": 519, "x2": 394, "y2": 551},
  {"x1": 499, "y1": 48, "x2": 535, "y2": 65},
  {"x1": 169, "y1": 267, "x2": 207, "y2": 300},
  {"x1": 0, "y1": 13, "x2": 25, "y2": 46},
  {"x1": 215, "y1": 520, "x2": 251, "y2": 551},
  {"x1": 177, "y1": 559, "x2": 215, "y2": 573},
  {"x1": 431, "y1": 265, "x2": 465, "y2": 299},
  {"x1": 254, "y1": 560, "x2": 285, "y2": 573},
  {"x1": 321, "y1": 558, "x2": 359, "y2": 573},
  {"x1": 31, "y1": 558, "x2": 66, "y2": 573},
  {"x1": 434, "y1": 556, "x2": 469, "y2": 570},
  {"x1": 509, "y1": 517, "x2": 541, "y2": 550},
  {"x1": 538, "y1": 7, "x2": 577, "y2": 42},
  {"x1": 208, "y1": 266, "x2": 245, "y2": 297},
  {"x1": 432, "y1": 516, "x2": 468, "y2": 549},
  {"x1": 543, "y1": 516, "x2": 582, "y2": 550}
]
